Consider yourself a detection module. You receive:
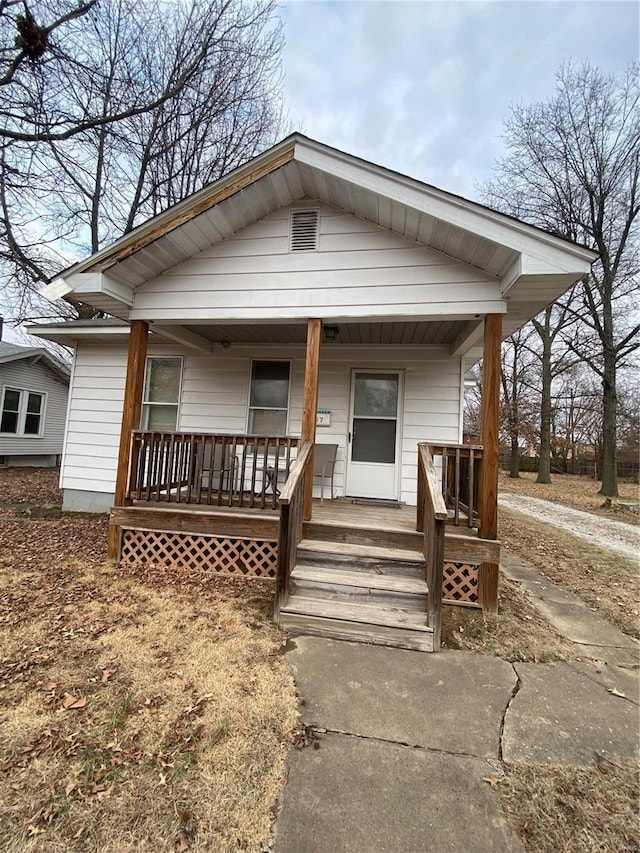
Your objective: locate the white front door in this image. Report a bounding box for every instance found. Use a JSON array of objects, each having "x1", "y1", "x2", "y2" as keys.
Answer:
[{"x1": 346, "y1": 370, "x2": 402, "y2": 500}]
